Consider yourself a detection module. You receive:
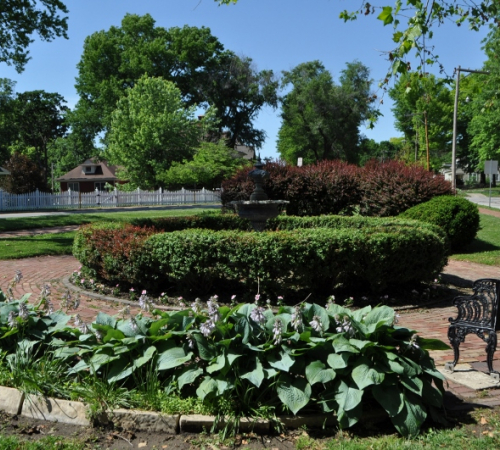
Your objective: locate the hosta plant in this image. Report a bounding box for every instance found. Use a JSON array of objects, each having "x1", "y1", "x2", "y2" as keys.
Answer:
[{"x1": 0, "y1": 281, "x2": 449, "y2": 438}]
